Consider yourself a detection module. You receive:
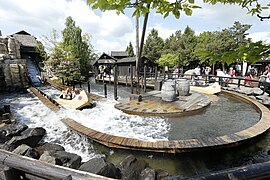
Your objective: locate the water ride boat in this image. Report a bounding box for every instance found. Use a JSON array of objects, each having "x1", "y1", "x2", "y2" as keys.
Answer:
[
  {"x1": 55, "y1": 89, "x2": 93, "y2": 110},
  {"x1": 190, "y1": 82, "x2": 221, "y2": 95}
]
